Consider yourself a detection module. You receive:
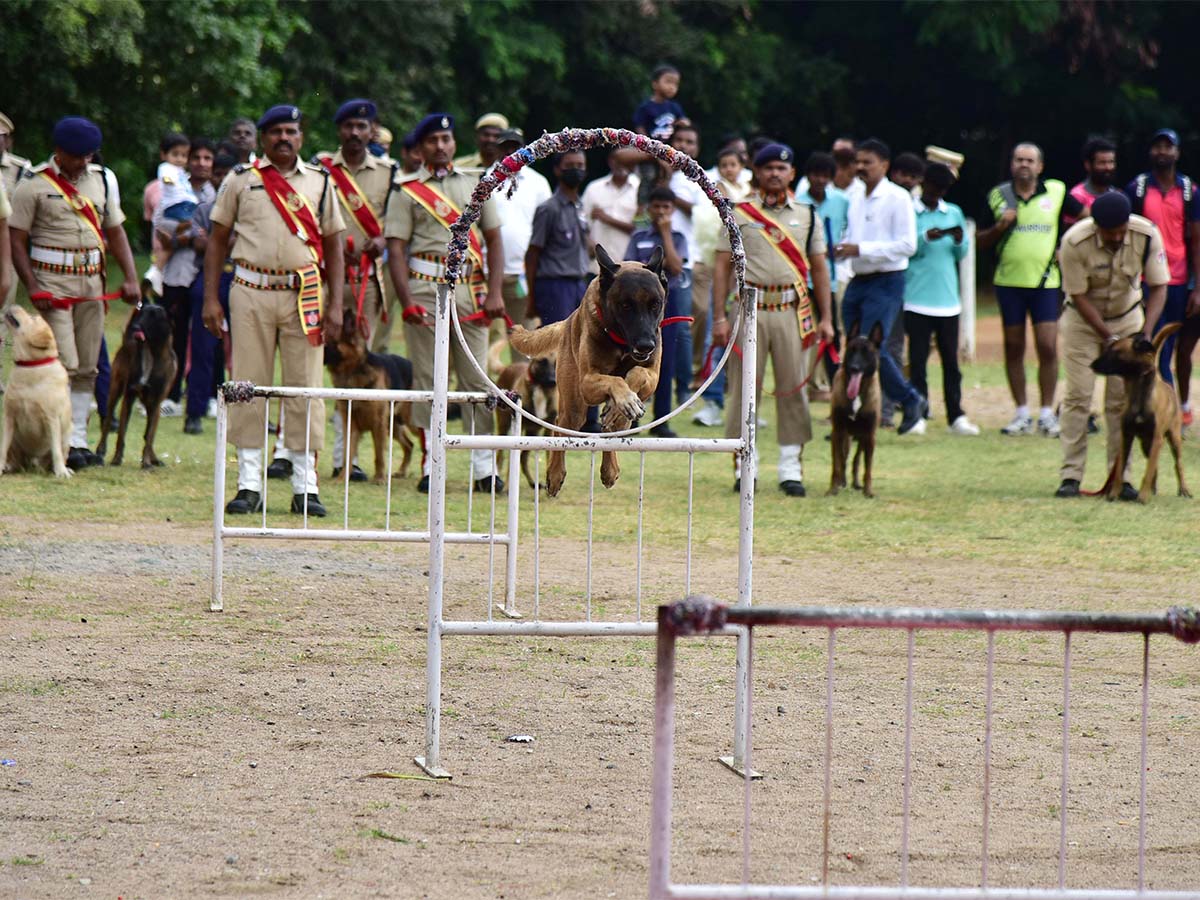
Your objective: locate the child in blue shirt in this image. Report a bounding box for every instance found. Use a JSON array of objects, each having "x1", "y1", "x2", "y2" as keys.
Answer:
[
  {"x1": 903, "y1": 163, "x2": 979, "y2": 435},
  {"x1": 625, "y1": 185, "x2": 687, "y2": 436},
  {"x1": 632, "y1": 65, "x2": 686, "y2": 141}
]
